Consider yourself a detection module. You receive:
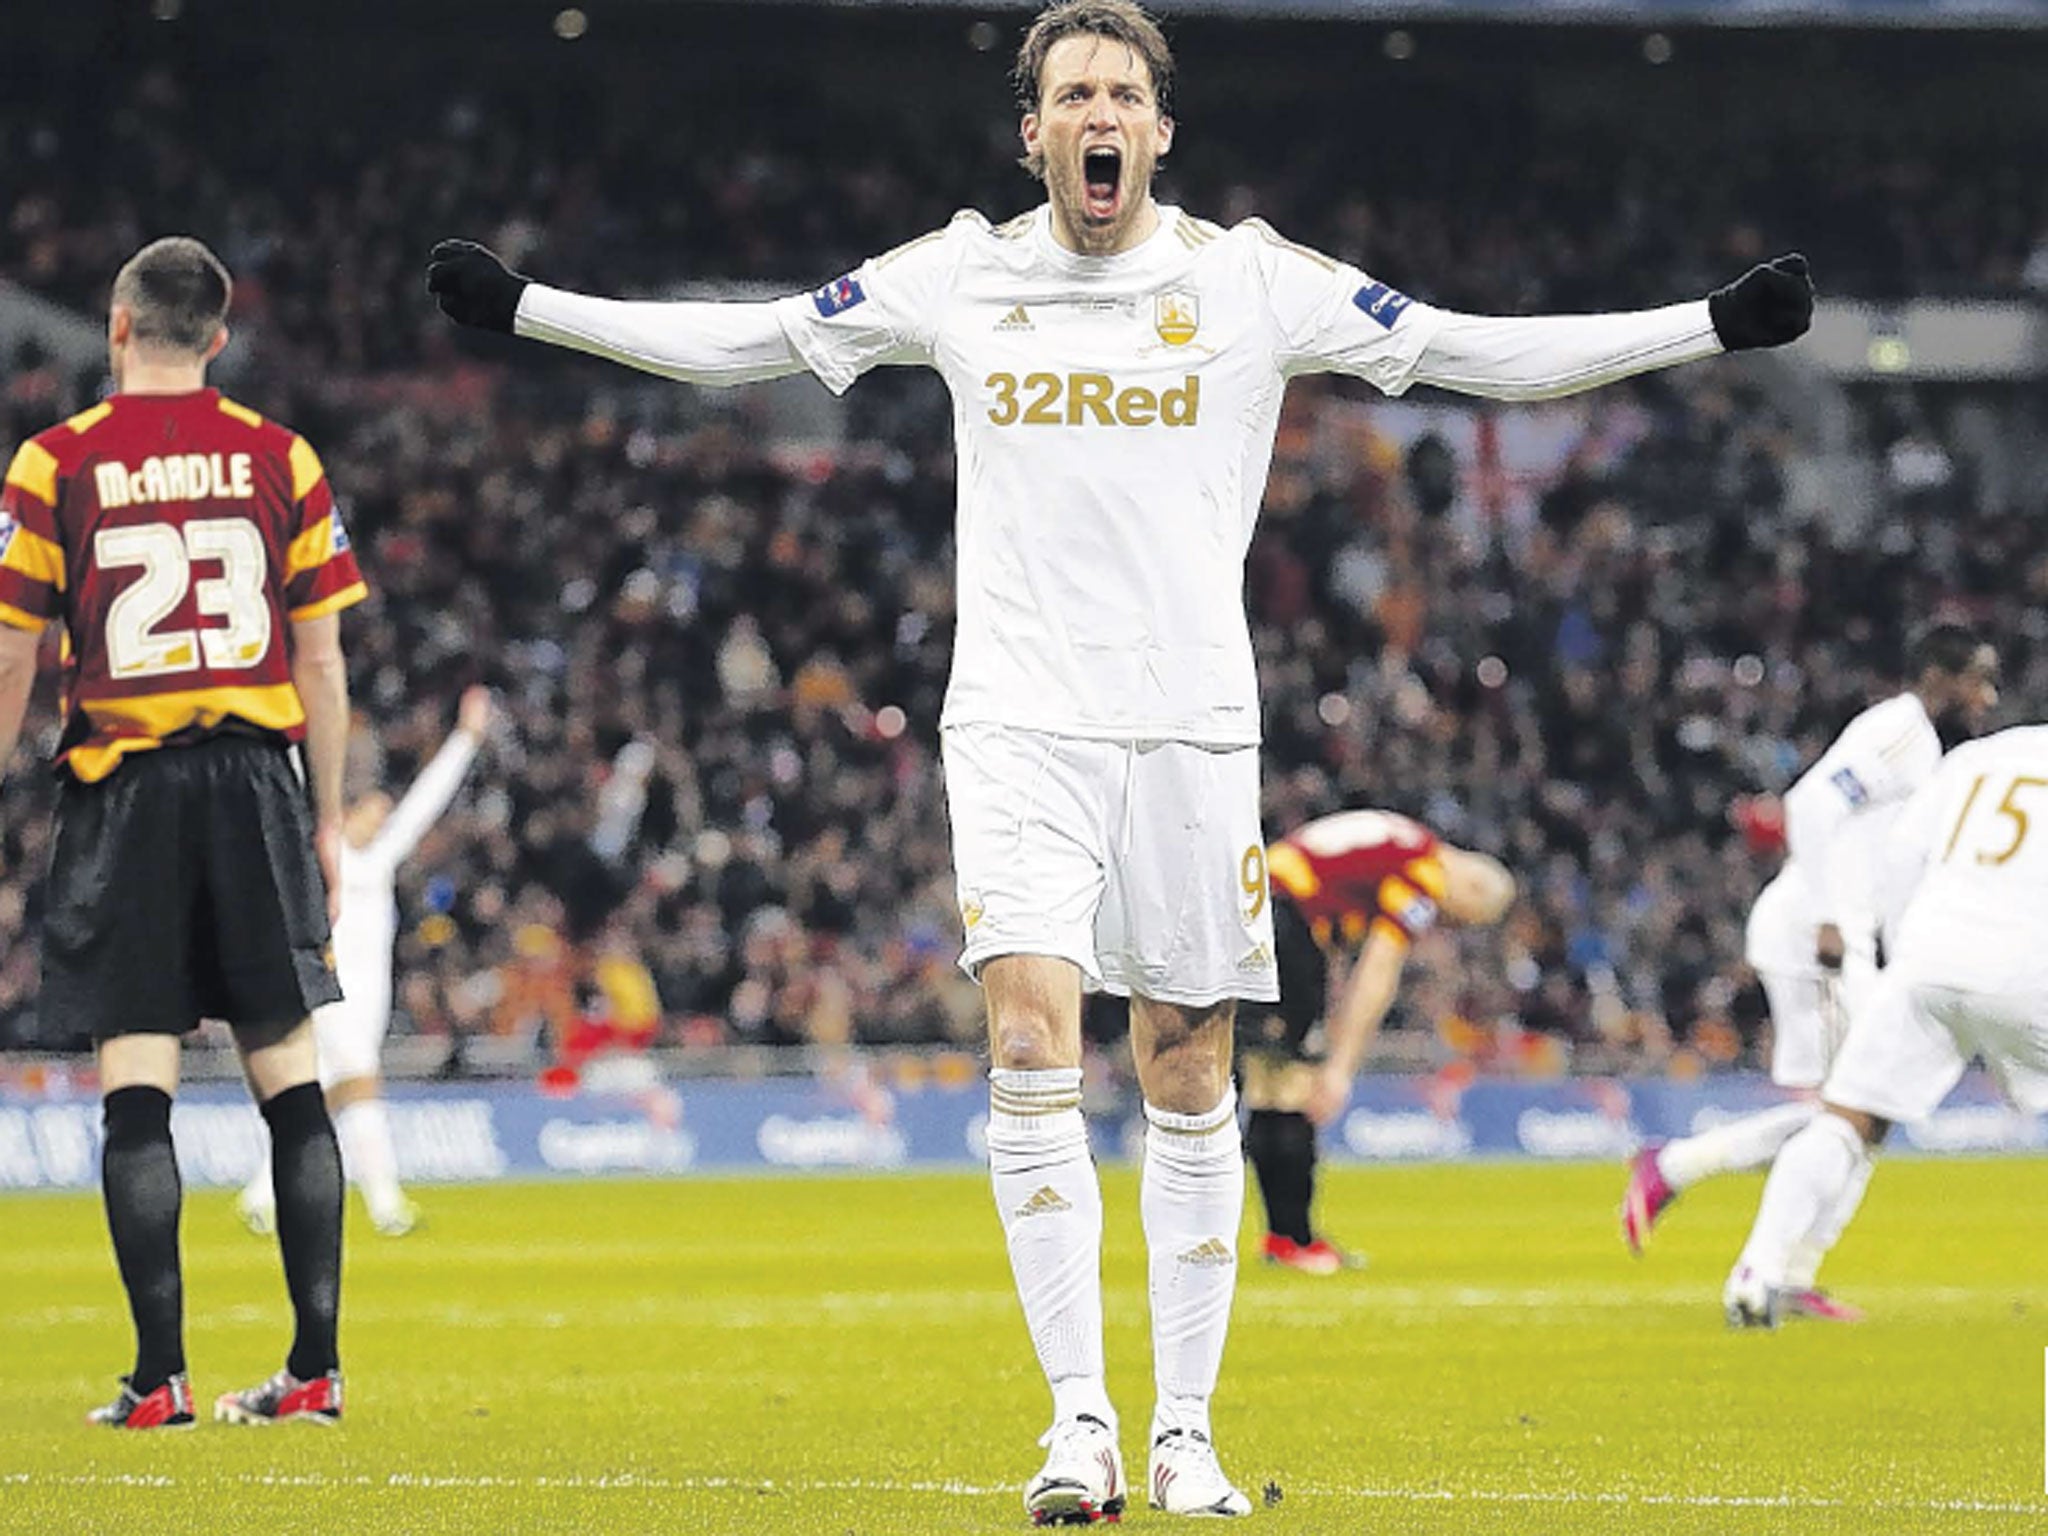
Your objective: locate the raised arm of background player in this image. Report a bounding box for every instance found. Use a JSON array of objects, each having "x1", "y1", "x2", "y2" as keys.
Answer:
[
  {"x1": 424, "y1": 239, "x2": 1813, "y2": 397},
  {"x1": 359, "y1": 687, "x2": 493, "y2": 881}
]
